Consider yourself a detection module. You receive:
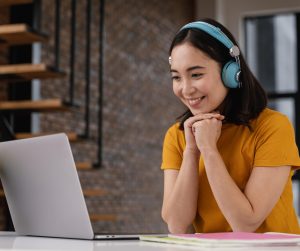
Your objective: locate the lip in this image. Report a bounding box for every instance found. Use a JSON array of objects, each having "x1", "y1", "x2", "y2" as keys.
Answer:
[{"x1": 186, "y1": 96, "x2": 206, "y2": 108}]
